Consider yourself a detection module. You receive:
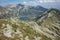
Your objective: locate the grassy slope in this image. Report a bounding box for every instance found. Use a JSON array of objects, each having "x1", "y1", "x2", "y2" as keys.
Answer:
[{"x1": 0, "y1": 19, "x2": 52, "y2": 40}]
